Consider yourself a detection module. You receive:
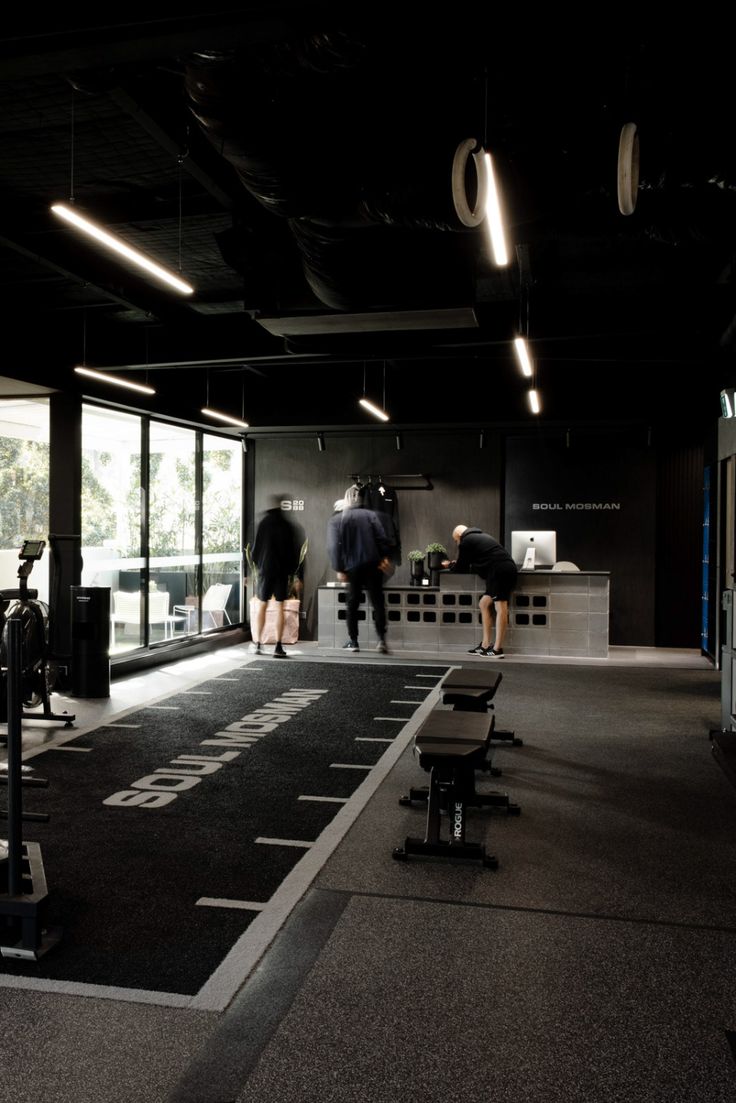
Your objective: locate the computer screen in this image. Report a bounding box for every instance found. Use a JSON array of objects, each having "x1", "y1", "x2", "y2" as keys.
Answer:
[{"x1": 510, "y1": 530, "x2": 557, "y2": 569}]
